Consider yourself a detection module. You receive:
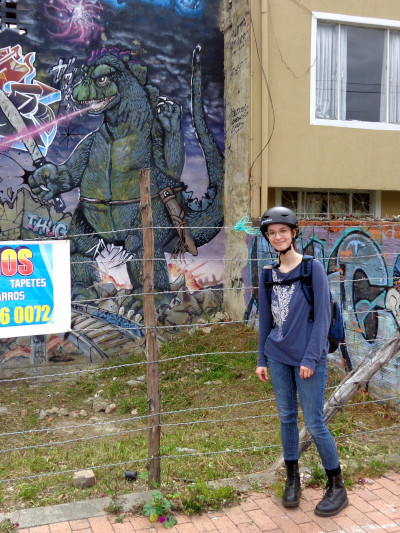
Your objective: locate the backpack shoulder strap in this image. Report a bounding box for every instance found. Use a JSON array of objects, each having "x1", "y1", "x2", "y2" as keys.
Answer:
[
  {"x1": 301, "y1": 256, "x2": 314, "y2": 321},
  {"x1": 263, "y1": 264, "x2": 275, "y2": 291},
  {"x1": 262, "y1": 264, "x2": 276, "y2": 327}
]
